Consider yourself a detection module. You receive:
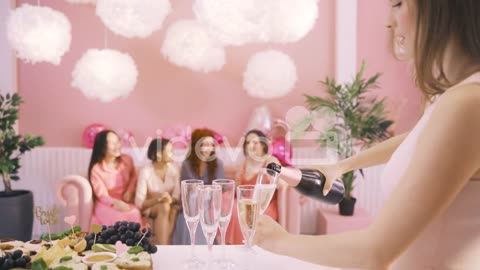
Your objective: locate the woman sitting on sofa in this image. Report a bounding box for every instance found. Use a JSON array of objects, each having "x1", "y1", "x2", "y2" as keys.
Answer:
[
  {"x1": 88, "y1": 130, "x2": 142, "y2": 226},
  {"x1": 172, "y1": 129, "x2": 225, "y2": 245},
  {"x1": 226, "y1": 129, "x2": 286, "y2": 244},
  {"x1": 135, "y1": 138, "x2": 180, "y2": 245}
]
